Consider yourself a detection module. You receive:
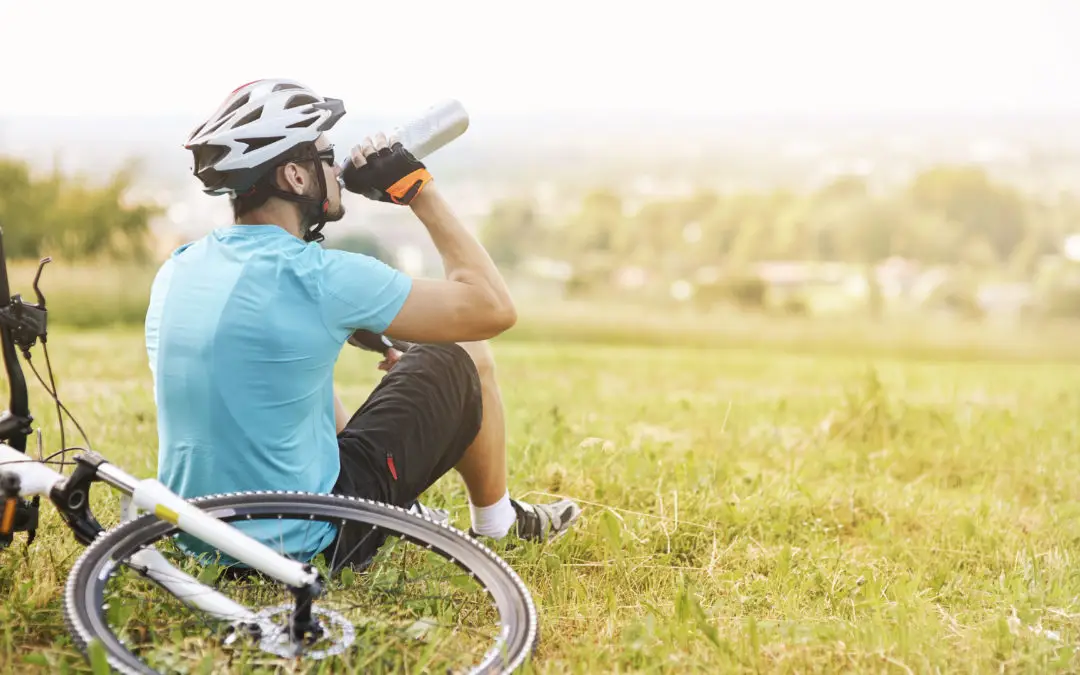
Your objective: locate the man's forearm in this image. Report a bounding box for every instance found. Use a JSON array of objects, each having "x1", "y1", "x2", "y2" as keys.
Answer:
[{"x1": 409, "y1": 185, "x2": 514, "y2": 312}]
